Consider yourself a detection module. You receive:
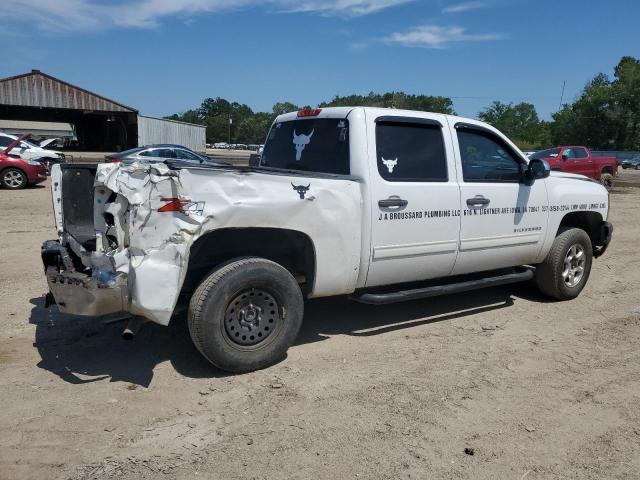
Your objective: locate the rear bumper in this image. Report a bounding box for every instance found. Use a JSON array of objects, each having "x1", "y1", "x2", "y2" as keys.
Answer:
[
  {"x1": 42, "y1": 240, "x2": 128, "y2": 316},
  {"x1": 593, "y1": 221, "x2": 613, "y2": 258}
]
